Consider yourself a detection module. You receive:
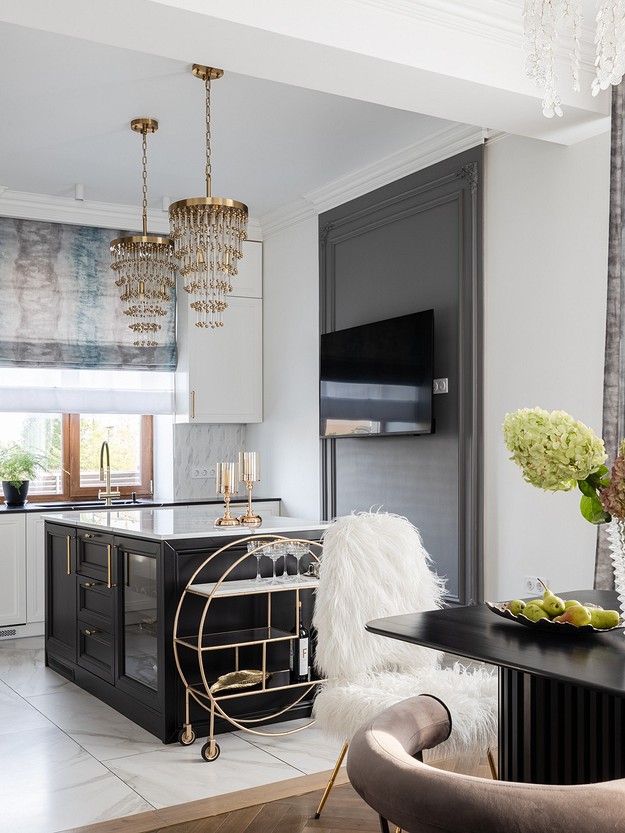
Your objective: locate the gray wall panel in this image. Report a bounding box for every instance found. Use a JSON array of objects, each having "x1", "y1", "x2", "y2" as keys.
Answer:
[{"x1": 320, "y1": 147, "x2": 482, "y2": 605}]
